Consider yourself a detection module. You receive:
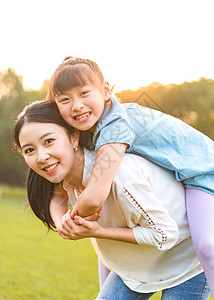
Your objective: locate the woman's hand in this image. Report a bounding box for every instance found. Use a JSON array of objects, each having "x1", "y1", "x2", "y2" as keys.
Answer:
[{"x1": 58, "y1": 210, "x2": 102, "y2": 240}]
